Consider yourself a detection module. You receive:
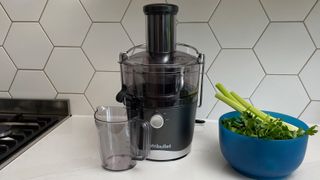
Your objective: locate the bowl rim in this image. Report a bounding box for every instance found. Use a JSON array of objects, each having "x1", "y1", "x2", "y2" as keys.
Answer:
[{"x1": 219, "y1": 110, "x2": 309, "y2": 142}]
